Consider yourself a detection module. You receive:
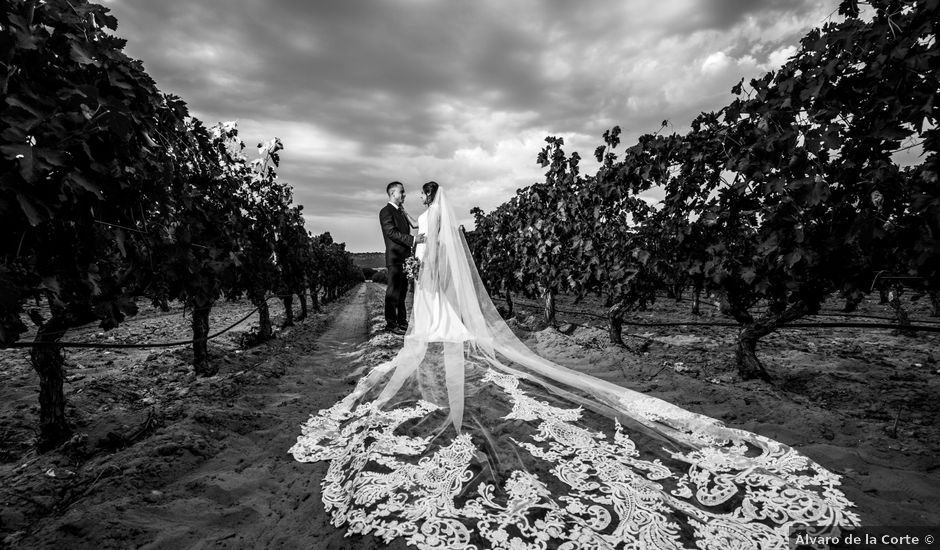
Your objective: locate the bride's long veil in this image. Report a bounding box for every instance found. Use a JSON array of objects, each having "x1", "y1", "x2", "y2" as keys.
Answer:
[{"x1": 290, "y1": 187, "x2": 859, "y2": 549}]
